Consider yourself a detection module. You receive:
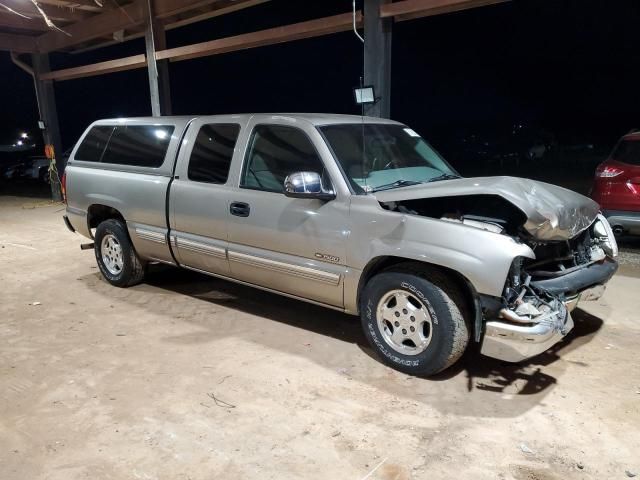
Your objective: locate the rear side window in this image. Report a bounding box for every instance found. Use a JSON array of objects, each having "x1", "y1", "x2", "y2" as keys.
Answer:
[
  {"x1": 612, "y1": 139, "x2": 640, "y2": 166},
  {"x1": 100, "y1": 125, "x2": 174, "y2": 167},
  {"x1": 74, "y1": 124, "x2": 174, "y2": 167},
  {"x1": 74, "y1": 125, "x2": 114, "y2": 162},
  {"x1": 241, "y1": 125, "x2": 325, "y2": 193},
  {"x1": 187, "y1": 124, "x2": 240, "y2": 184}
]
